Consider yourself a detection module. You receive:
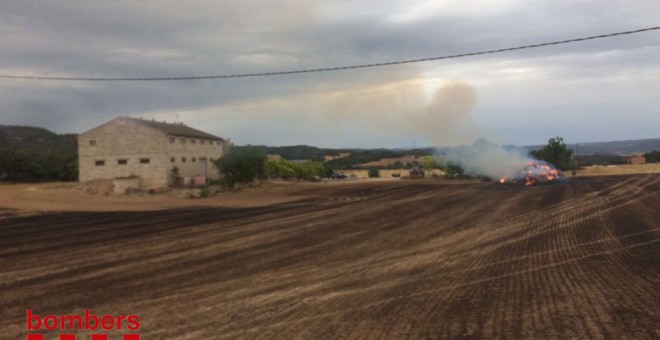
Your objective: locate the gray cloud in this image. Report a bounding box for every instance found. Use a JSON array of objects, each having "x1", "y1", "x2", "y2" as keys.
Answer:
[{"x1": 1, "y1": 0, "x2": 658, "y2": 147}]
